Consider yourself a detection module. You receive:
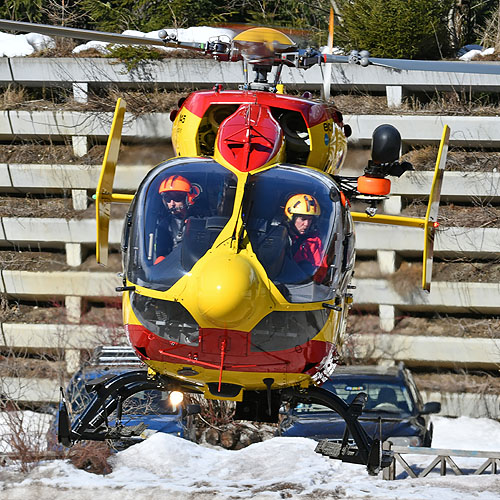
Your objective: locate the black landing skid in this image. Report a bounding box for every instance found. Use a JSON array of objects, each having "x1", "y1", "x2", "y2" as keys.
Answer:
[
  {"x1": 283, "y1": 386, "x2": 393, "y2": 475},
  {"x1": 58, "y1": 370, "x2": 175, "y2": 446}
]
